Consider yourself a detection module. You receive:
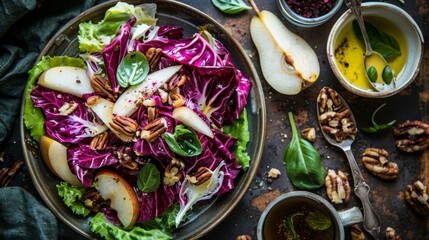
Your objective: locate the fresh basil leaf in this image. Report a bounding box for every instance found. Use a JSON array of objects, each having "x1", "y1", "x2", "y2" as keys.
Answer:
[
  {"x1": 116, "y1": 51, "x2": 149, "y2": 88},
  {"x1": 353, "y1": 20, "x2": 401, "y2": 59},
  {"x1": 305, "y1": 211, "x2": 332, "y2": 231},
  {"x1": 211, "y1": 0, "x2": 251, "y2": 14},
  {"x1": 162, "y1": 125, "x2": 202, "y2": 157},
  {"x1": 137, "y1": 163, "x2": 160, "y2": 192},
  {"x1": 382, "y1": 65, "x2": 394, "y2": 84},
  {"x1": 284, "y1": 112, "x2": 326, "y2": 190},
  {"x1": 367, "y1": 65, "x2": 378, "y2": 83}
]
